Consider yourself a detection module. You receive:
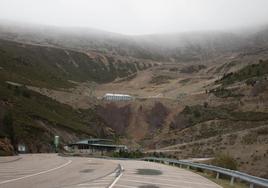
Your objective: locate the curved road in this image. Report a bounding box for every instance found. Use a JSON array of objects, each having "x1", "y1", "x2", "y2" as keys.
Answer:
[{"x1": 0, "y1": 154, "x2": 221, "y2": 188}]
